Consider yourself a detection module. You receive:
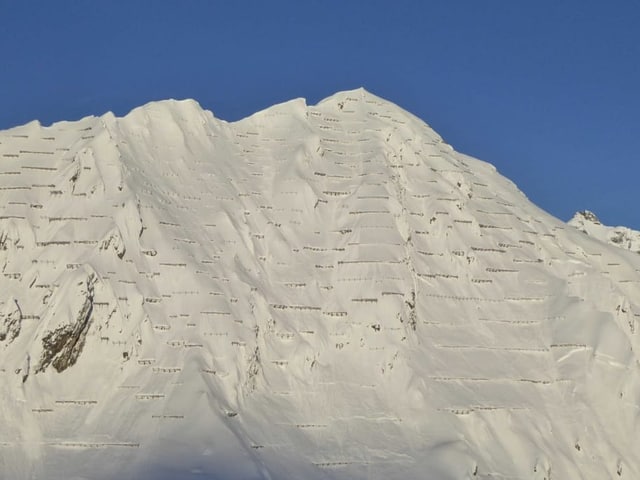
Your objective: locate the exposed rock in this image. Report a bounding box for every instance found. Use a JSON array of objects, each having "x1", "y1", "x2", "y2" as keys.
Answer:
[
  {"x1": 577, "y1": 210, "x2": 601, "y2": 224},
  {"x1": 99, "y1": 228, "x2": 126, "y2": 259},
  {"x1": 569, "y1": 210, "x2": 640, "y2": 253},
  {"x1": 0, "y1": 298, "x2": 22, "y2": 343},
  {"x1": 0, "y1": 230, "x2": 8, "y2": 251},
  {"x1": 35, "y1": 274, "x2": 96, "y2": 373}
]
